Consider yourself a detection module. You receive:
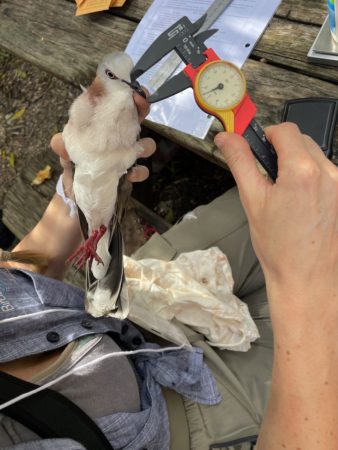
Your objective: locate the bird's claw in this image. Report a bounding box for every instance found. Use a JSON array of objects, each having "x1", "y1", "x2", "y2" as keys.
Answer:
[{"x1": 67, "y1": 225, "x2": 107, "y2": 270}]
